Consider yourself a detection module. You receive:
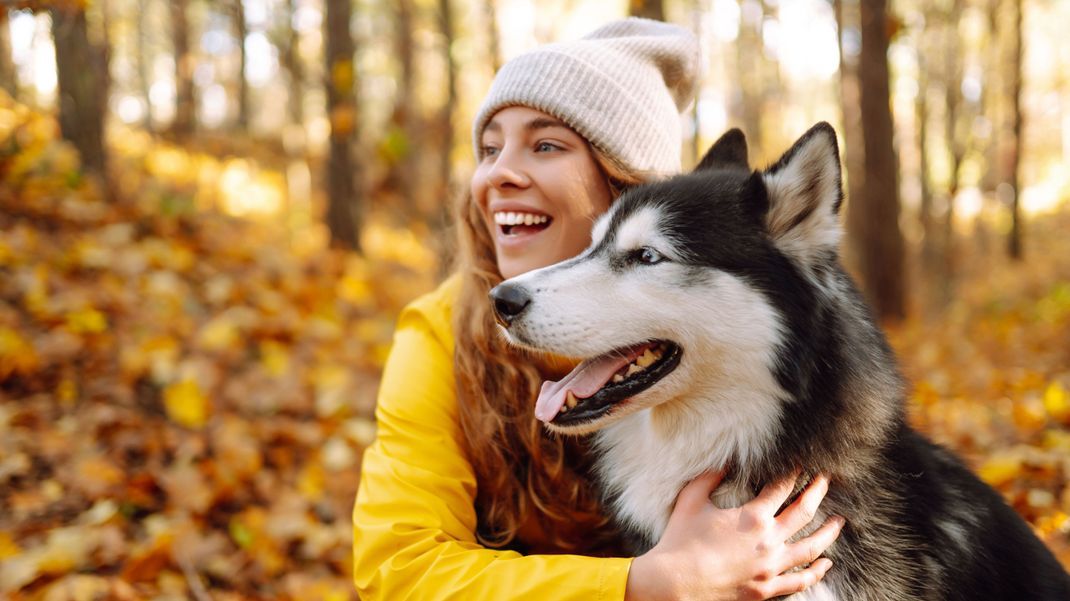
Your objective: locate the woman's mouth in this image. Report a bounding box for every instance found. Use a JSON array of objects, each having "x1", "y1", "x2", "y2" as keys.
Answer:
[{"x1": 494, "y1": 211, "x2": 552, "y2": 237}]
